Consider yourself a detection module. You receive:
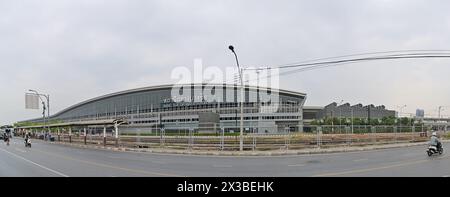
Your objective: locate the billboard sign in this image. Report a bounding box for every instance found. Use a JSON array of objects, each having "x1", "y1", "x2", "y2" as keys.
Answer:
[{"x1": 25, "y1": 93, "x2": 40, "y2": 110}]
